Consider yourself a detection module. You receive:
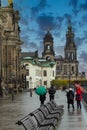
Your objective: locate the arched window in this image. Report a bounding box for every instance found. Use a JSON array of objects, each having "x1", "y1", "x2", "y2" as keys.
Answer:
[
  {"x1": 47, "y1": 45, "x2": 50, "y2": 50},
  {"x1": 71, "y1": 53, "x2": 74, "y2": 60},
  {"x1": 72, "y1": 66, "x2": 74, "y2": 73},
  {"x1": 43, "y1": 70, "x2": 47, "y2": 76},
  {"x1": 68, "y1": 52, "x2": 70, "y2": 59},
  {"x1": 53, "y1": 71, "x2": 54, "y2": 77}
]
